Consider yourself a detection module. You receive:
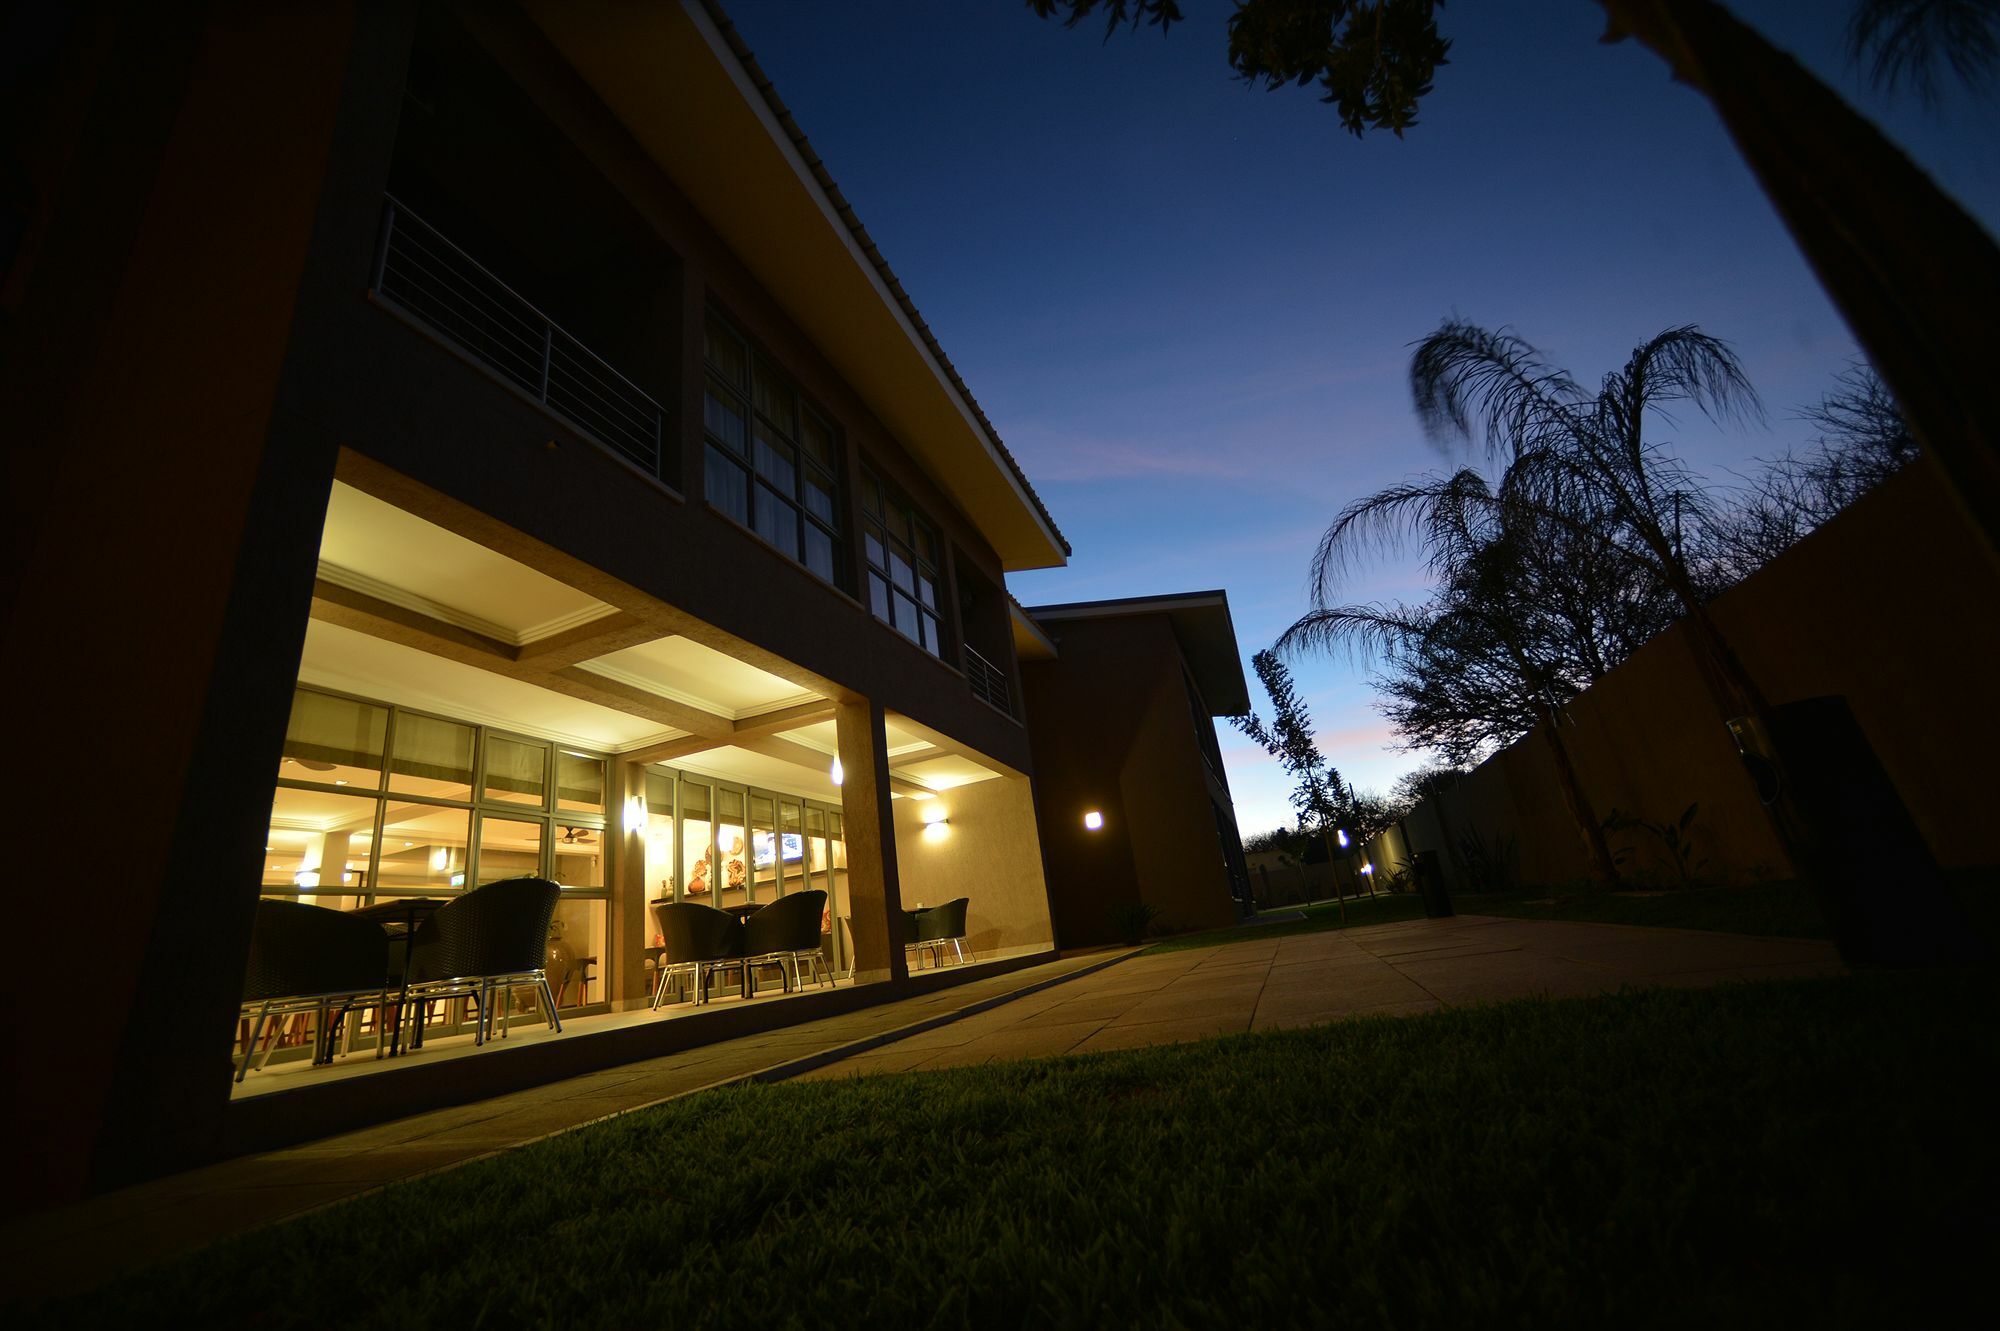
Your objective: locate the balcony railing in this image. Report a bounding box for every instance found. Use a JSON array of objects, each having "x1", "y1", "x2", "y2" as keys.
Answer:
[
  {"x1": 964, "y1": 645, "x2": 1012, "y2": 717},
  {"x1": 371, "y1": 197, "x2": 664, "y2": 474}
]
